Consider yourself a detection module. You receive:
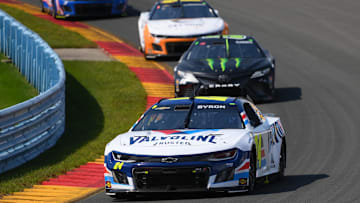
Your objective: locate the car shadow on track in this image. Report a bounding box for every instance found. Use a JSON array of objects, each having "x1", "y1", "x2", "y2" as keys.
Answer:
[
  {"x1": 273, "y1": 87, "x2": 302, "y2": 103},
  {"x1": 109, "y1": 174, "x2": 328, "y2": 202},
  {"x1": 252, "y1": 174, "x2": 329, "y2": 195}
]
